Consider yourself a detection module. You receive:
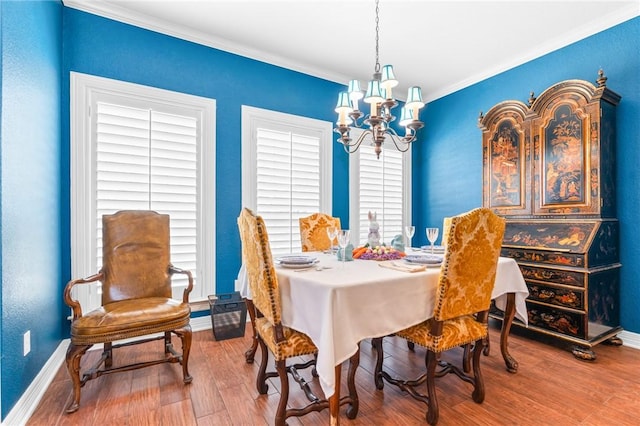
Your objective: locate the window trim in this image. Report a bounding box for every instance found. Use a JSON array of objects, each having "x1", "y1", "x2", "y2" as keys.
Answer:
[
  {"x1": 348, "y1": 128, "x2": 412, "y2": 245},
  {"x1": 241, "y1": 105, "x2": 333, "y2": 214},
  {"x1": 70, "y1": 71, "x2": 216, "y2": 308}
]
